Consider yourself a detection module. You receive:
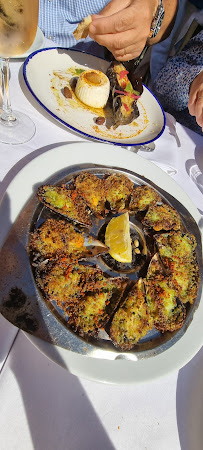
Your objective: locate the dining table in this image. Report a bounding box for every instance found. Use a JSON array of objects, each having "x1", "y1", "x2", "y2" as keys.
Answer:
[{"x1": 0, "y1": 36, "x2": 203, "y2": 450}]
